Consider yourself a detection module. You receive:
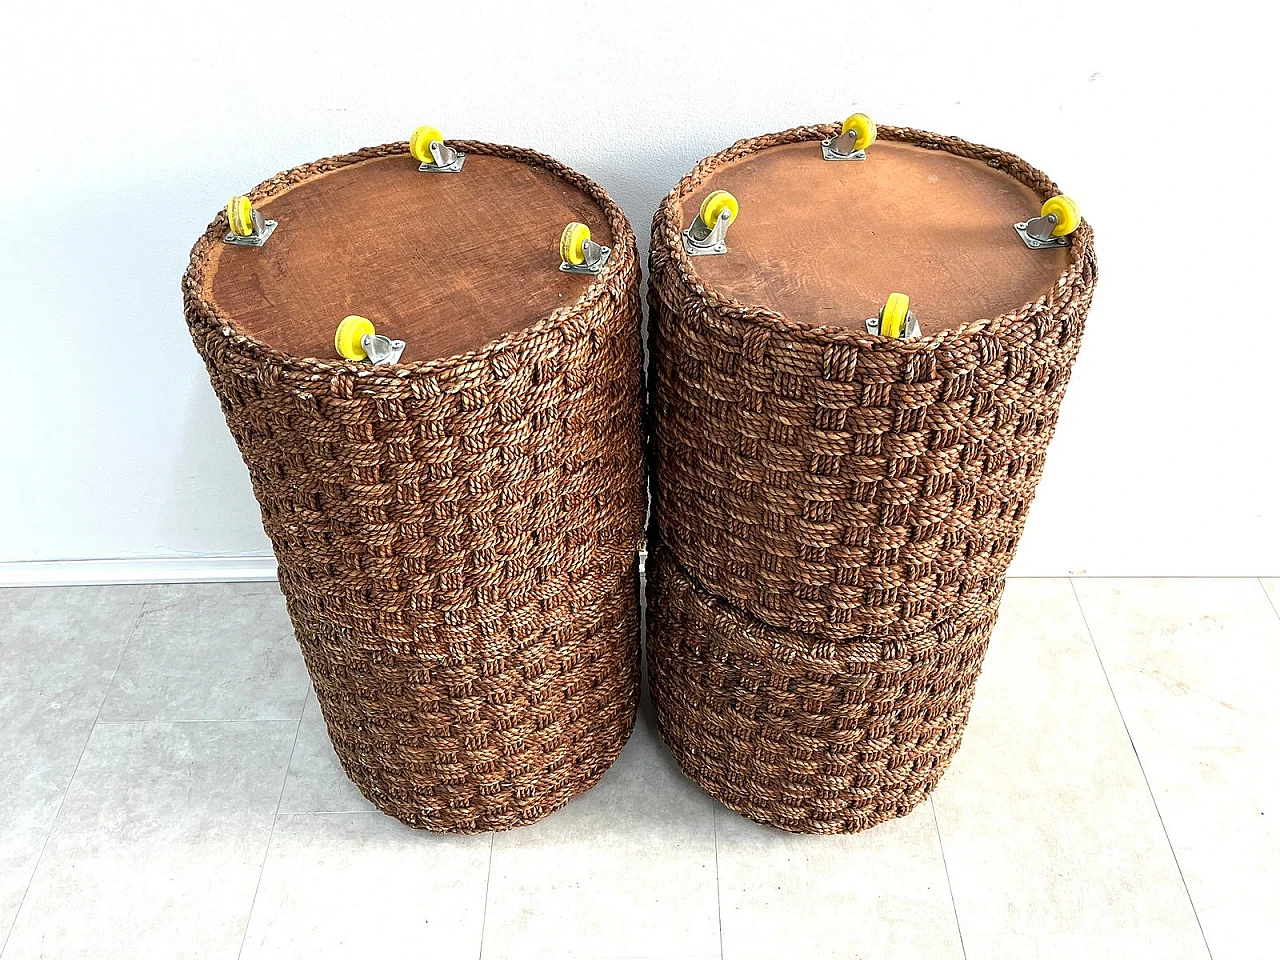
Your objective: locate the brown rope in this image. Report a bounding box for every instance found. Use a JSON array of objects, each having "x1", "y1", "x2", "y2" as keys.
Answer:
[
  {"x1": 183, "y1": 140, "x2": 646, "y2": 832},
  {"x1": 645, "y1": 124, "x2": 1097, "y2": 831},
  {"x1": 648, "y1": 546, "x2": 1002, "y2": 834},
  {"x1": 648, "y1": 122, "x2": 1097, "y2": 641}
]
